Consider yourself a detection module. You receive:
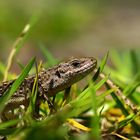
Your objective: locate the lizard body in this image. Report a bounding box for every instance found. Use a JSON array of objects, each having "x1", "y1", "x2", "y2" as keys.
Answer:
[{"x1": 0, "y1": 57, "x2": 97, "y2": 120}]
